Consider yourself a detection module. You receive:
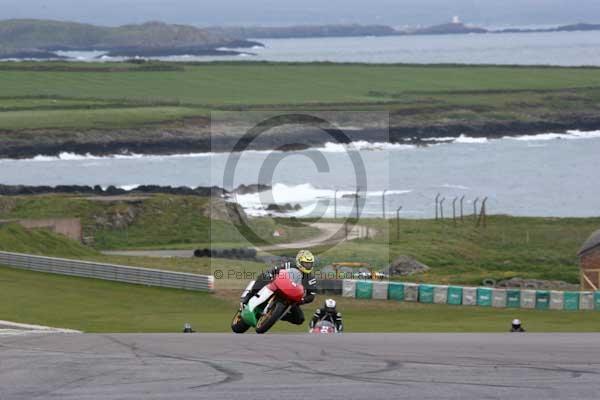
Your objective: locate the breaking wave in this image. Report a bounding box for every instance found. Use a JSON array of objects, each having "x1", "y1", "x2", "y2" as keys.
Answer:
[{"x1": 233, "y1": 182, "x2": 412, "y2": 216}]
